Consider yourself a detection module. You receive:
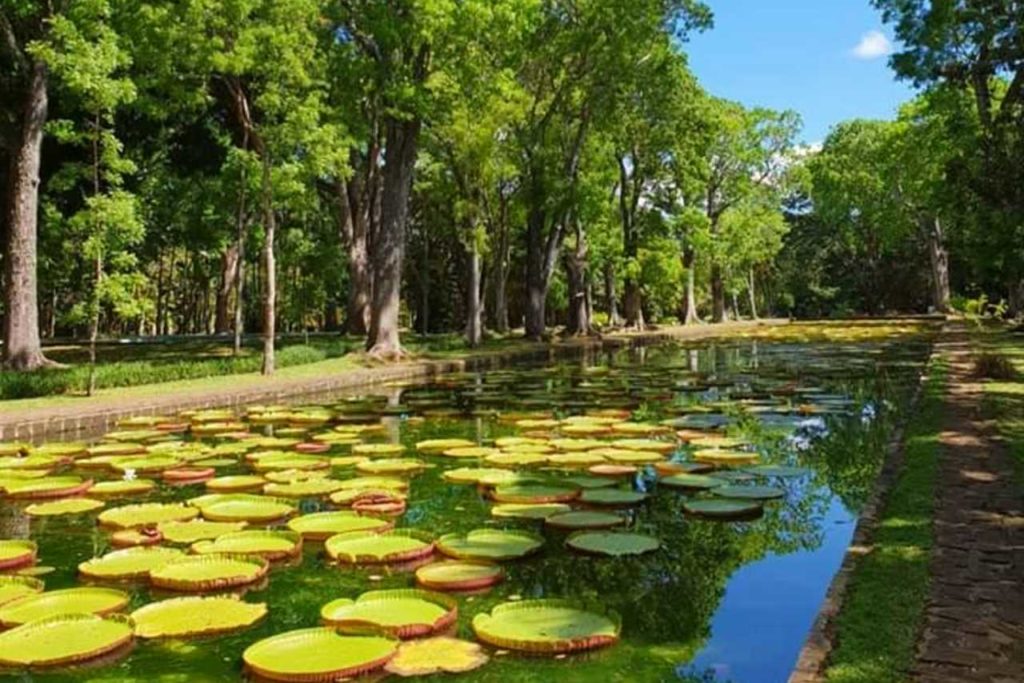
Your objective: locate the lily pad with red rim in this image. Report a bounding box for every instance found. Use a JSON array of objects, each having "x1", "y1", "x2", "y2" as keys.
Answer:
[
  {"x1": 0, "y1": 540, "x2": 36, "y2": 570},
  {"x1": 0, "y1": 576, "x2": 44, "y2": 607},
  {"x1": 0, "y1": 586, "x2": 129, "y2": 627},
  {"x1": 131, "y1": 596, "x2": 267, "y2": 638},
  {"x1": 191, "y1": 530, "x2": 301, "y2": 560},
  {"x1": 472, "y1": 599, "x2": 620, "y2": 653},
  {"x1": 578, "y1": 488, "x2": 648, "y2": 506},
  {"x1": 384, "y1": 637, "x2": 489, "y2": 677},
  {"x1": 659, "y1": 474, "x2": 728, "y2": 490},
  {"x1": 320, "y1": 589, "x2": 457, "y2": 638},
  {"x1": 98, "y1": 502, "x2": 199, "y2": 529},
  {"x1": 25, "y1": 497, "x2": 104, "y2": 517},
  {"x1": 490, "y1": 484, "x2": 579, "y2": 504},
  {"x1": 437, "y1": 529, "x2": 543, "y2": 561},
  {"x1": 414, "y1": 561, "x2": 504, "y2": 591},
  {"x1": 0, "y1": 614, "x2": 133, "y2": 667},
  {"x1": 566, "y1": 531, "x2": 660, "y2": 557},
  {"x1": 243, "y1": 628, "x2": 397, "y2": 682},
  {"x1": 78, "y1": 546, "x2": 186, "y2": 580},
  {"x1": 325, "y1": 530, "x2": 434, "y2": 564},
  {"x1": 149, "y1": 554, "x2": 269, "y2": 592},
  {"x1": 490, "y1": 503, "x2": 571, "y2": 520},
  {"x1": 545, "y1": 511, "x2": 626, "y2": 530},
  {"x1": 288, "y1": 511, "x2": 392, "y2": 541},
  {"x1": 157, "y1": 519, "x2": 248, "y2": 544}
]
